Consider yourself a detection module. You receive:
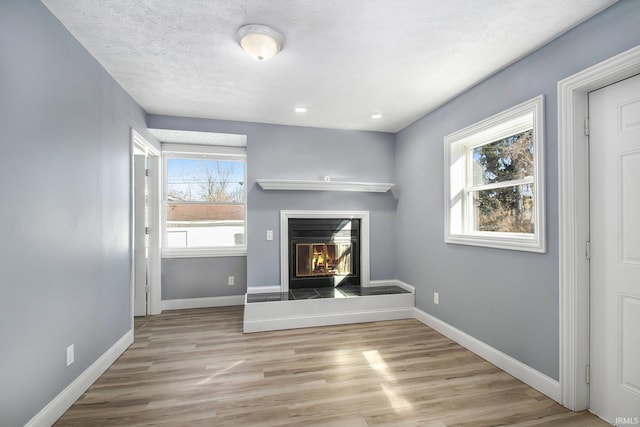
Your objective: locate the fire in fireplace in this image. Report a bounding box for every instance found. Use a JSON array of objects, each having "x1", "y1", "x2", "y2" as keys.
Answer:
[
  {"x1": 295, "y1": 243, "x2": 352, "y2": 277},
  {"x1": 289, "y1": 218, "x2": 360, "y2": 289}
]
